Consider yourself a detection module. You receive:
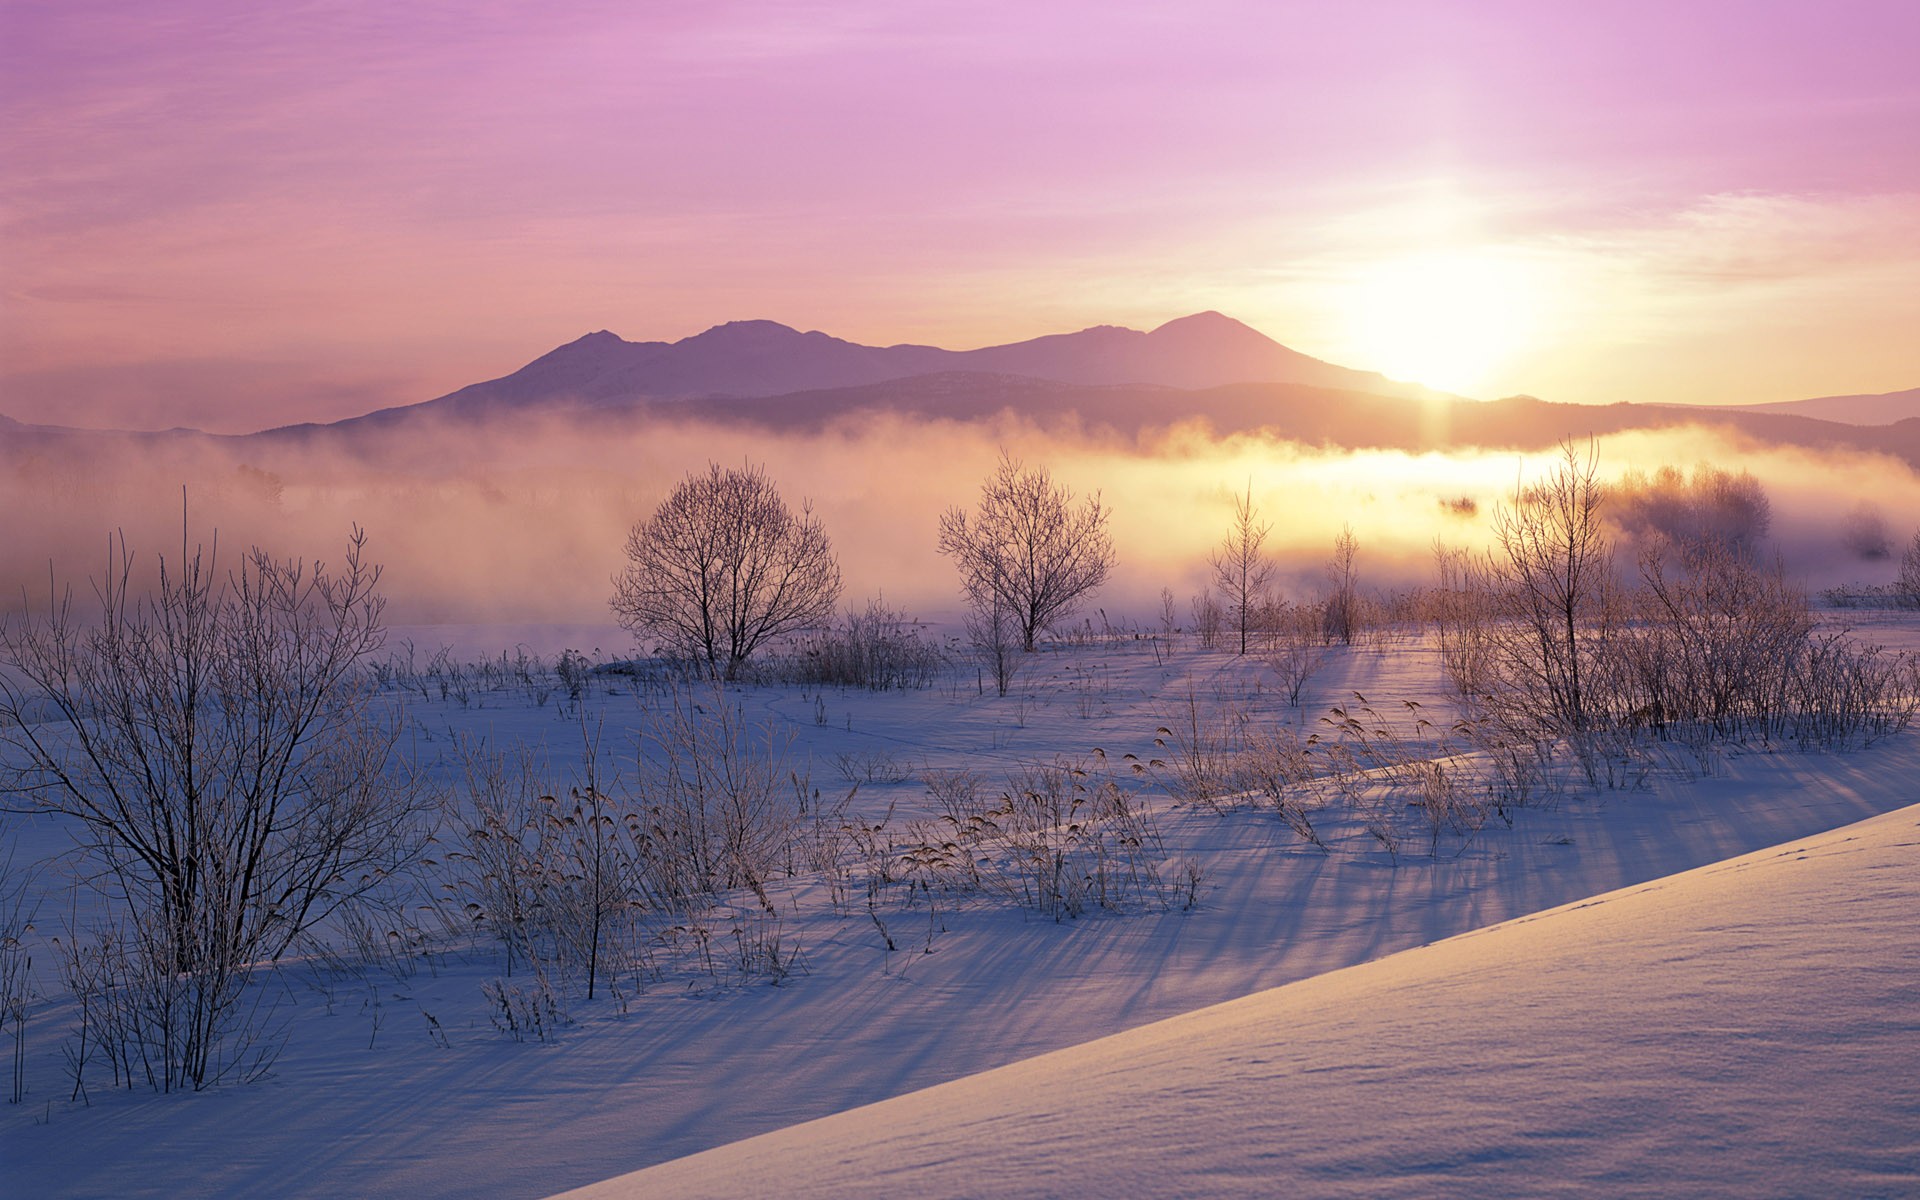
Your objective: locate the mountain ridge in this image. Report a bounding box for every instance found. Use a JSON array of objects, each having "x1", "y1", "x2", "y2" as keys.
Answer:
[
  {"x1": 305, "y1": 312, "x2": 1443, "y2": 433},
  {"x1": 1706, "y1": 386, "x2": 1920, "y2": 426}
]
